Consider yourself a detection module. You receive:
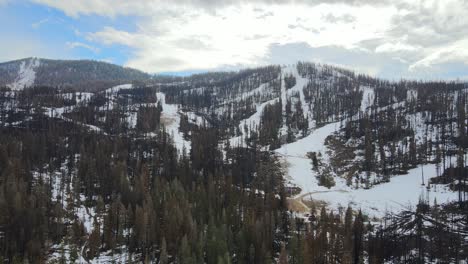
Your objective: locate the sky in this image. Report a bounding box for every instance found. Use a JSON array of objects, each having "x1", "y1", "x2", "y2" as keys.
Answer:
[{"x1": 1, "y1": 0, "x2": 467, "y2": 79}]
